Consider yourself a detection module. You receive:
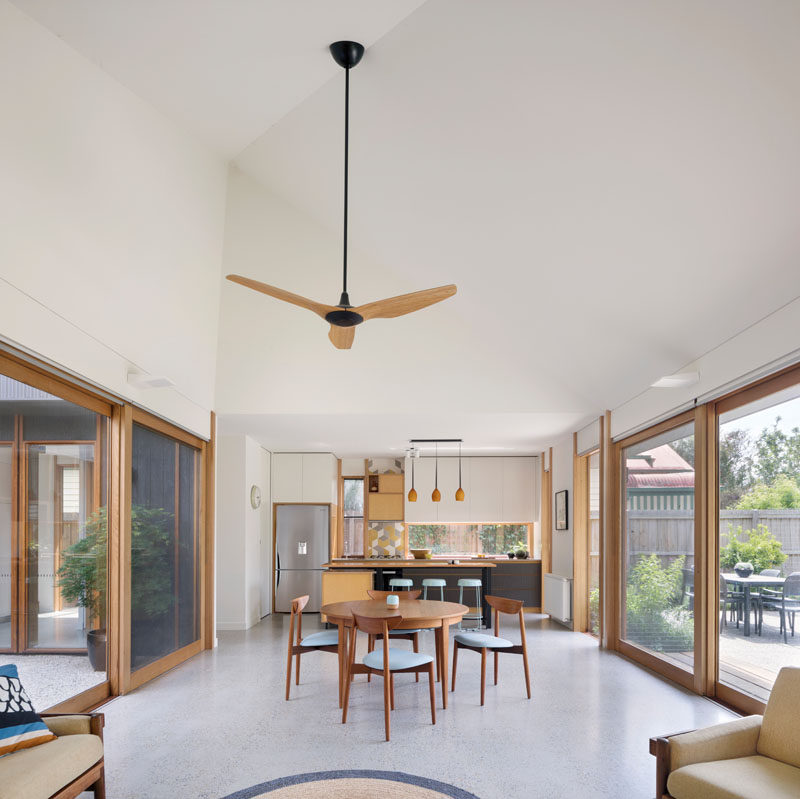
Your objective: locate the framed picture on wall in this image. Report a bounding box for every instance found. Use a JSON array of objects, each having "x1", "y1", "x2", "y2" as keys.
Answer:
[{"x1": 555, "y1": 489, "x2": 568, "y2": 530}]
